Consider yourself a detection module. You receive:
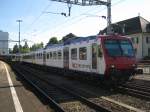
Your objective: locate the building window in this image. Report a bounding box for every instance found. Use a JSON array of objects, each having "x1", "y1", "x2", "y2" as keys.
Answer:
[
  {"x1": 146, "y1": 37, "x2": 150, "y2": 43},
  {"x1": 57, "y1": 50, "x2": 62, "y2": 59},
  {"x1": 79, "y1": 47, "x2": 87, "y2": 60},
  {"x1": 71, "y1": 48, "x2": 77, "y2": 60}
]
